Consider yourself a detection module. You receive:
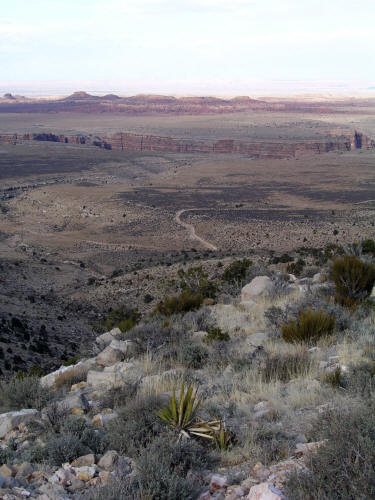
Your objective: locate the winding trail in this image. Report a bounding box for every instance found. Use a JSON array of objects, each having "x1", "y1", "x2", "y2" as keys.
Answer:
[{"x1": 174, "y1": 209, "x2": 218, "y2": 251}]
